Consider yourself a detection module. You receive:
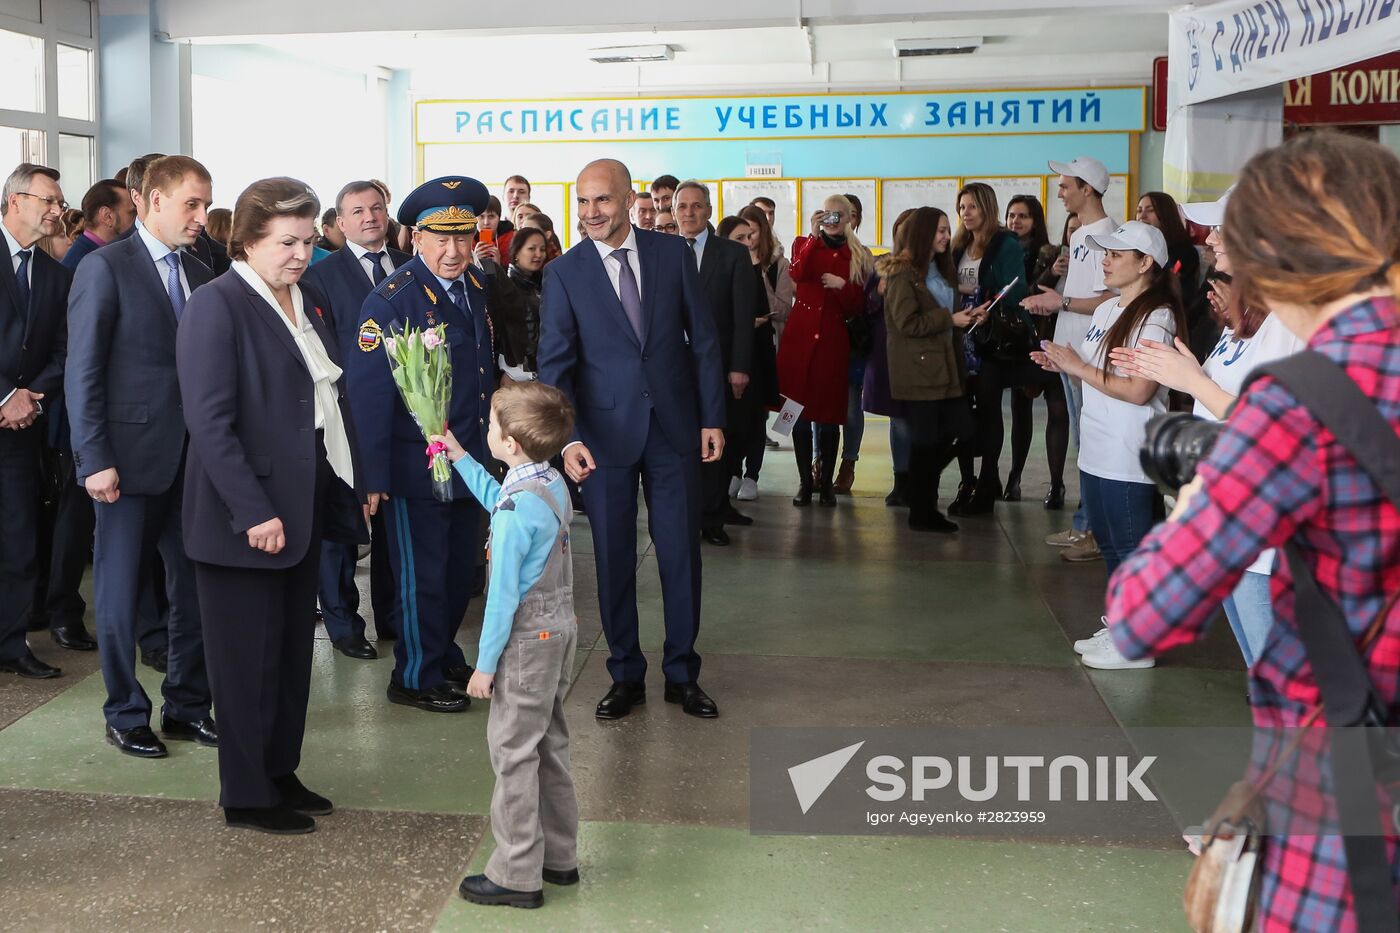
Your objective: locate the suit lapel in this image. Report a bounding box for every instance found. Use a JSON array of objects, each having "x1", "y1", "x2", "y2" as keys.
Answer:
[
  {"x1": 239, "y1": 275, "x2": 305, "y2": 370},
  {"x1": 582, "y1": 241, "x2": 641, "y2": 349},
  {"x1": 23, "y1": 252, "x2": 51, "y2": 343},
  {"x1": 124, "y1": 236, "x2": 179, "y2": 334},
  {"x1": 181, "y1": 250, "x2": 214, "y2": 293},
  {"x1": 635, "y1": 232, "x2": 659, "y2": 349},
  {"x1": 0, "y1": 236, "x2": 19, "y2": 315}
]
